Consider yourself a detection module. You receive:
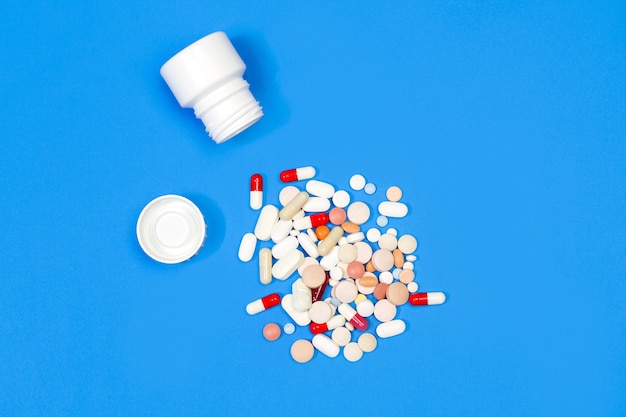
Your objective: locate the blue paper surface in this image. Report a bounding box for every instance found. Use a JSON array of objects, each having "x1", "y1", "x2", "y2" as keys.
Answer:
[{"x1": 1, "y1": 1, "x2": 625, "y2": 416}]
